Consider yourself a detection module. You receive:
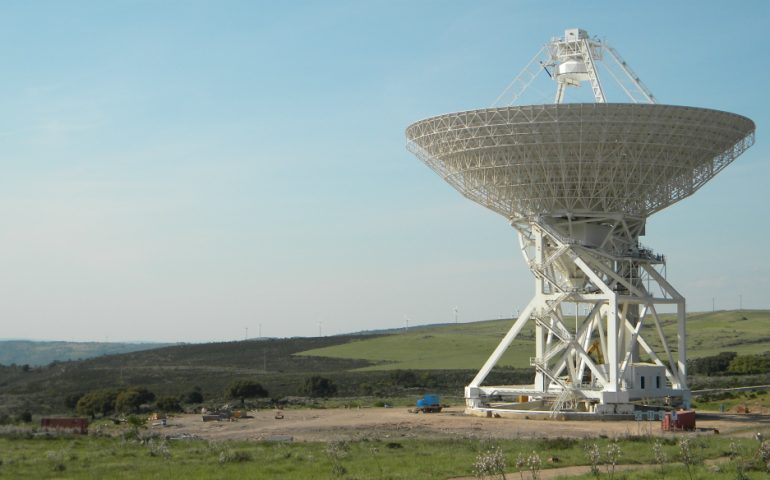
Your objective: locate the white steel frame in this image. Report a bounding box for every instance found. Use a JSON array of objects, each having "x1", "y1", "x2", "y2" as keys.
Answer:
[
  {"x1": 492, "y1": 28, "x2": 656, "y2": 106},
  {"x1": 407, "y1": 28, "x2": 756, "y2": 415},
  {"x1": 466, "y1": 214, "x2": 688, "y2": 413}
]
